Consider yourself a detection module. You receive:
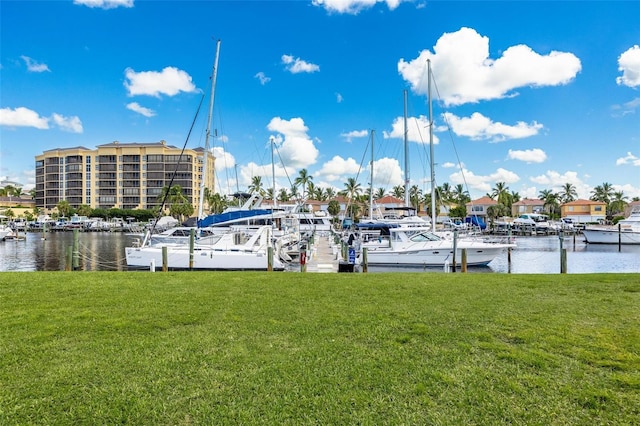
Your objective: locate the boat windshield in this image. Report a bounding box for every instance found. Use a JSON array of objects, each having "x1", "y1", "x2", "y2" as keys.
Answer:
[{"x1": 409, "y1": 231, "x2": 442, "y2": 242}]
